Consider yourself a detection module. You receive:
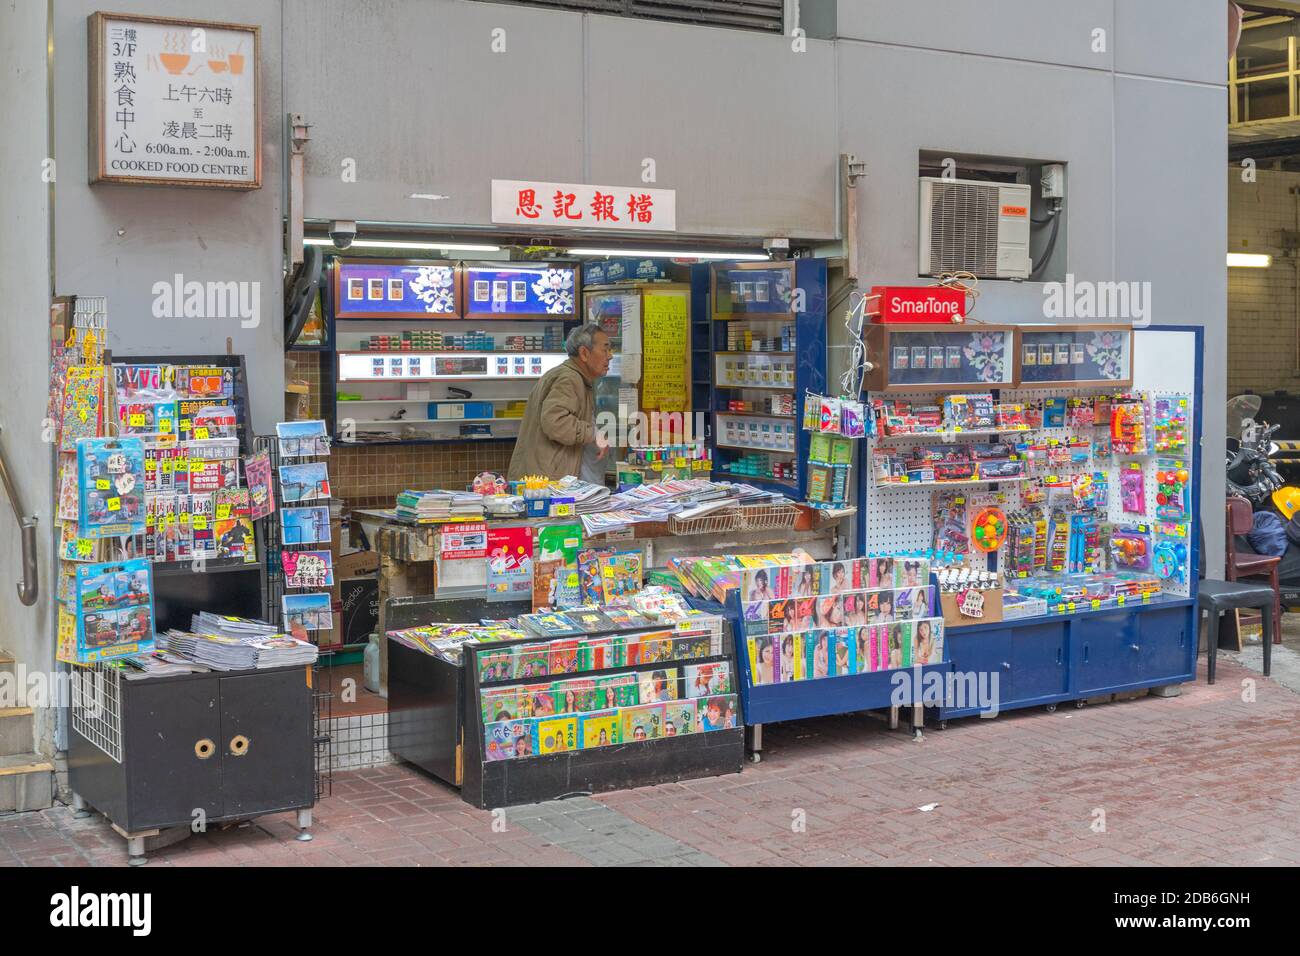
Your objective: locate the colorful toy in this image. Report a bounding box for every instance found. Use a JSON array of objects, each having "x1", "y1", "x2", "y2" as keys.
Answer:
[
  {"x1": 1110, "y1": 526, "x2": 1152, "y2": 572},
  {"x1": 1153, "y1": 539, "x2": 1188, "y2": 582},
  {"x1": 1110, "y1": 396, "x2": 1149, "y2": 455},
  {"x1": 1154, "y1": 461, "x2": 1190, "y2": 520},
  {"x1": 1119, "y1": 461, "x2": 1146, "y2": 515},
  {"x1": 1153, "y1": 396, "x2": 1189, "y2": 455},
  {"x1": 970, "y1": 506, "x2": 1008, "y2": 552}
]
